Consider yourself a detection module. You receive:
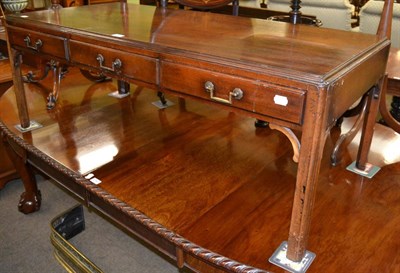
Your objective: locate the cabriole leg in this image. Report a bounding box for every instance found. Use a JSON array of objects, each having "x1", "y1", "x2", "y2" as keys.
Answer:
[{"x1": 1, "y1": 132, "x2": 41, "y2": 214}]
